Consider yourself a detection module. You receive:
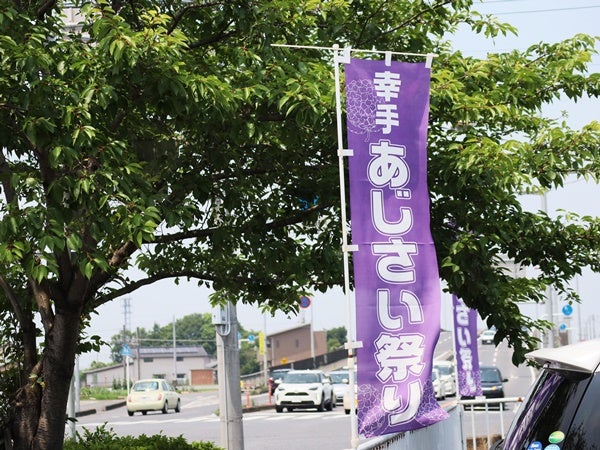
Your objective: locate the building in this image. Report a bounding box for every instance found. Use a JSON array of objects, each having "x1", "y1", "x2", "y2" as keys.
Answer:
[
  {"x1": 267, "y1": 323, "x2": 326, "y2": 367},
  {"x1": 83, "y1": 346, "x2": 216, "y2": 387}
]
